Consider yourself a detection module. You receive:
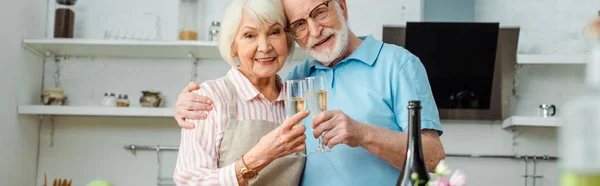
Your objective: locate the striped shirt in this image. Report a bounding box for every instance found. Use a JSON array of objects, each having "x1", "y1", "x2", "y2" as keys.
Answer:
[{"x1": 174, "y1": 68, "x2": 286, "y2": 186}]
